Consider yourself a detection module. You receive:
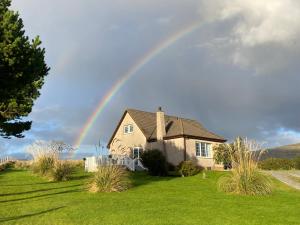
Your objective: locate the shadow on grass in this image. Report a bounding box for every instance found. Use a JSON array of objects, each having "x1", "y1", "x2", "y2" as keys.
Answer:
[
  {"x1": 0, "y1": 189, "x2": 81, "y2": 203},
  {"x1": 1, "y1": 181, "x2": 58, "y2": 187},
  {"x1": 129, "y1": 171, "x2": 177, "y2": 188},
  {"x1": 0, "y1": 206, "x2": 66, "y2": 223},
  {"x1": 70, "y1": 174, "x2": 90, "y2": 181},
  {"x1": 0, "y1": 184, "x2": 81, "y2": 197}
]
